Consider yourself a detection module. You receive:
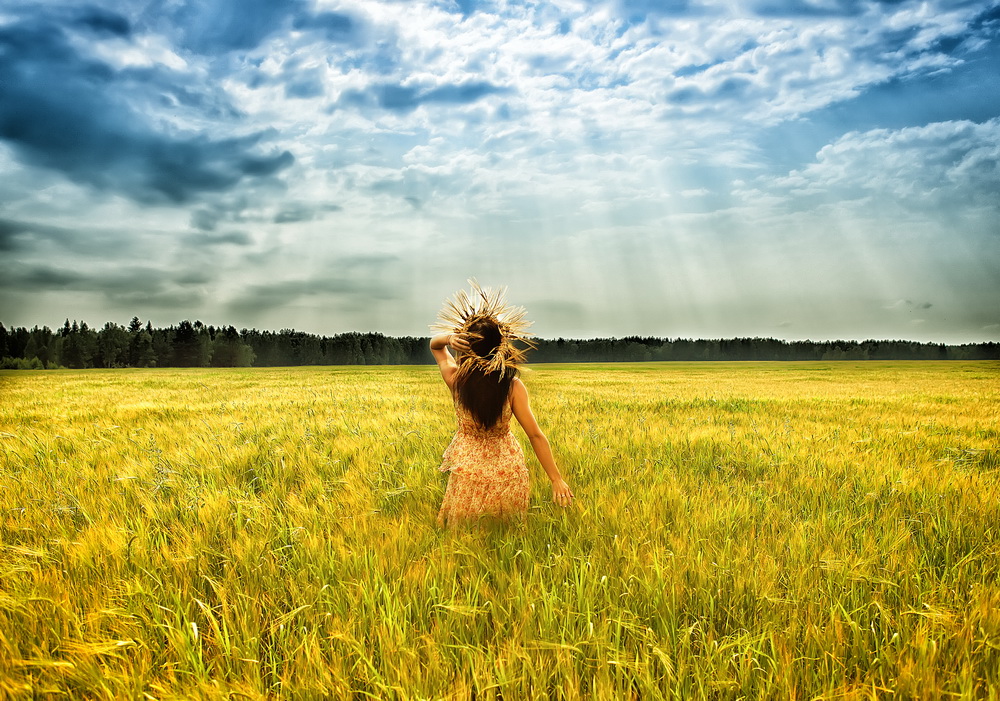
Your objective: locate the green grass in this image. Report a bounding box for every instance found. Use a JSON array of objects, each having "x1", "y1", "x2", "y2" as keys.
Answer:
[{"x1": 1, "y1": 362, "x2": 998, "y2": 699}]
